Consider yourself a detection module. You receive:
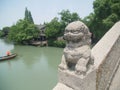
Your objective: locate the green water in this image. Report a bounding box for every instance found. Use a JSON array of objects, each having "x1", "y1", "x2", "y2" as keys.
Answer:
[{"x1": 0, "y1": 39, "x2": 63, "y2": 90}]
